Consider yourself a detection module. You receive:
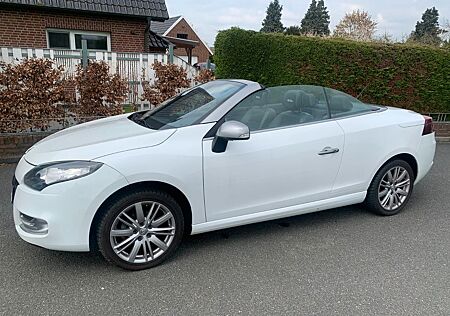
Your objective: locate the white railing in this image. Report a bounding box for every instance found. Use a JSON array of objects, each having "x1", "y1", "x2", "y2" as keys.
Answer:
[
  {"x1": 0, "y1": 47, "x2": 199, "y2": 110},
  {"x1": 426, "y1": 113, "x2": 450, "y2": 123}
]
